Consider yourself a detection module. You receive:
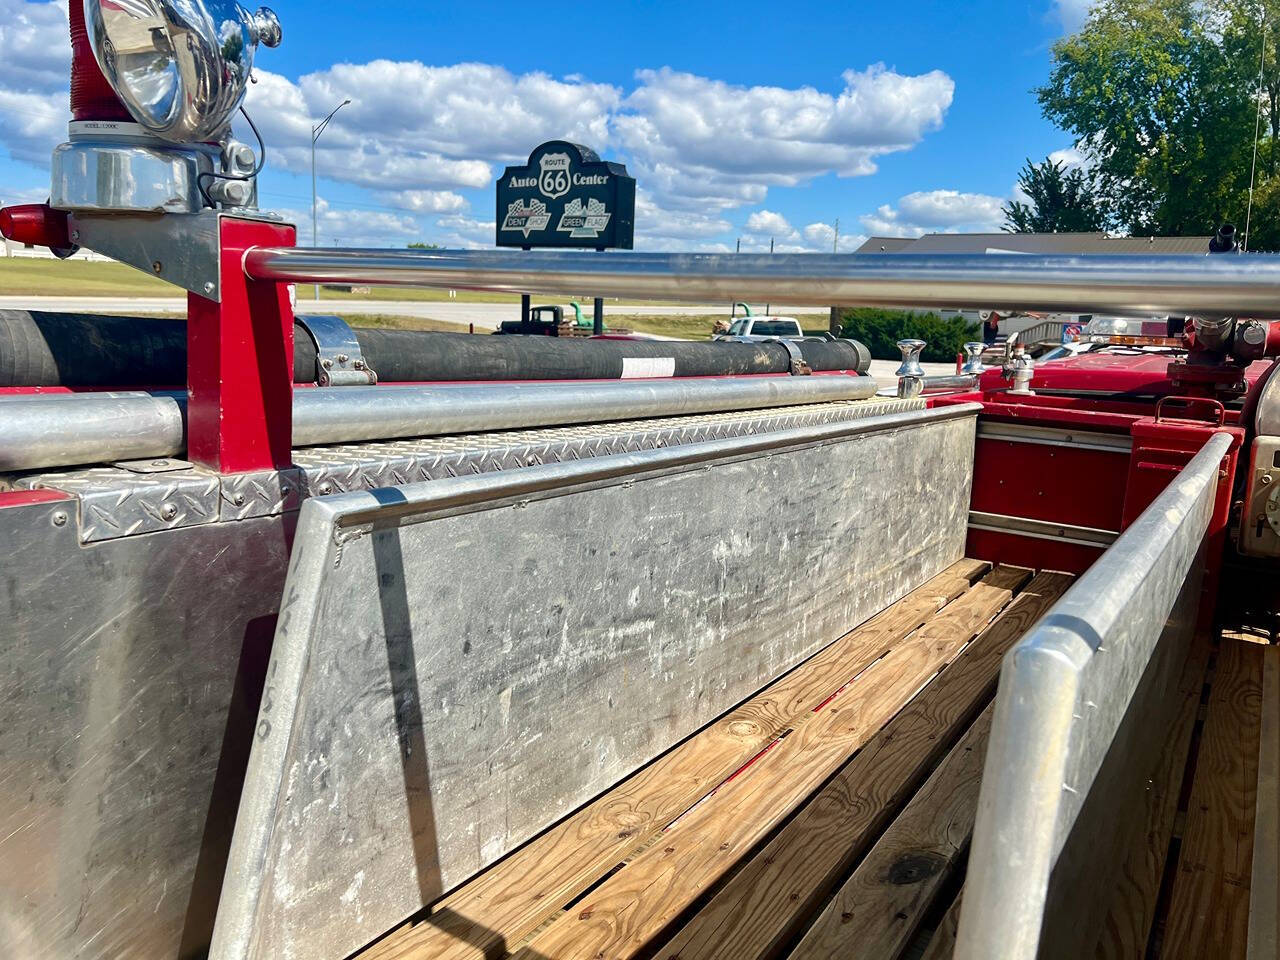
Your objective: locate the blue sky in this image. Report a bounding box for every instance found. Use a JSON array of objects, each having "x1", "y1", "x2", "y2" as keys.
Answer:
[{"x1": 0, "y1": 0, "x2": 1091, "y2": 251}]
